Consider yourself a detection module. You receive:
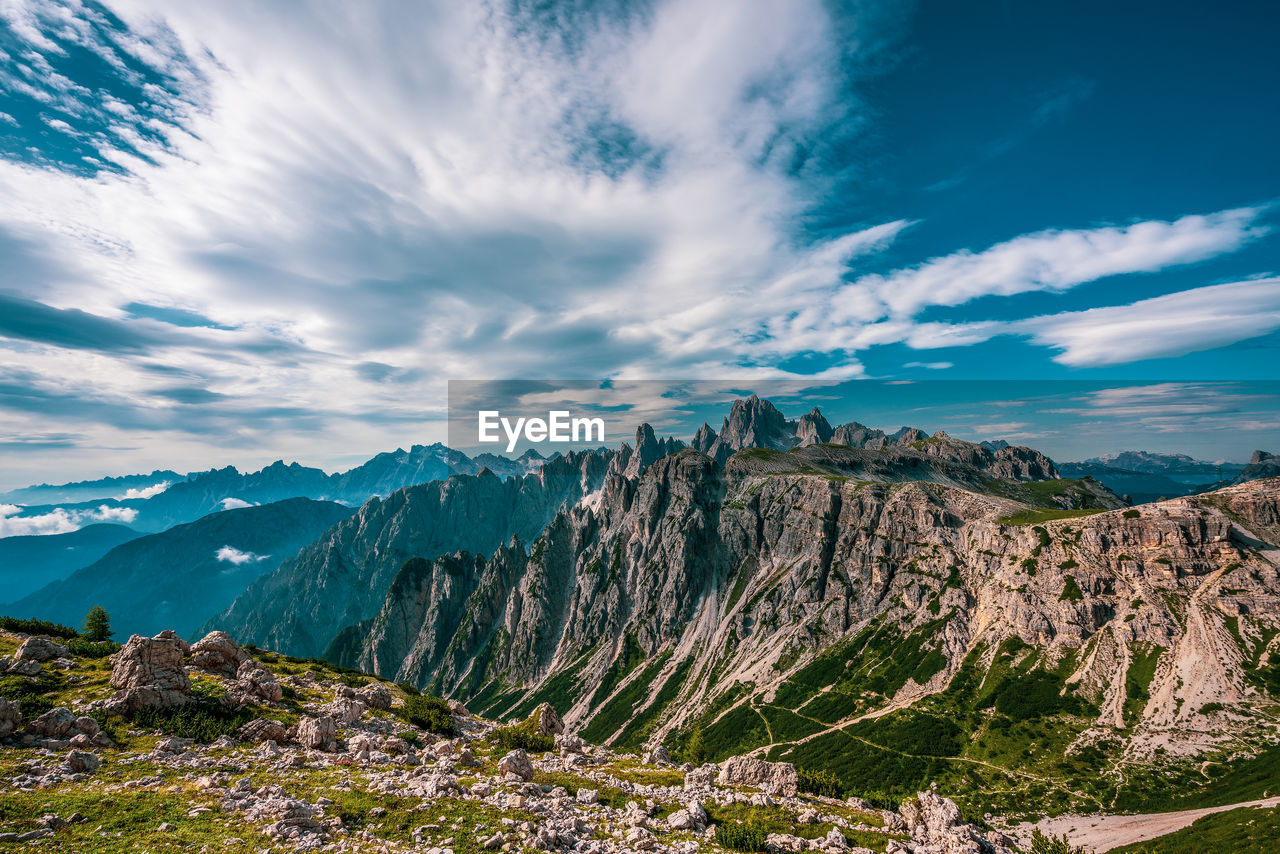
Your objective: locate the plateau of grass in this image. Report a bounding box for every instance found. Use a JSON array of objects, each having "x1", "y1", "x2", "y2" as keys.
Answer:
[{"x1": 999, "y1": 508, "x2": 1103, "y2": 525}]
